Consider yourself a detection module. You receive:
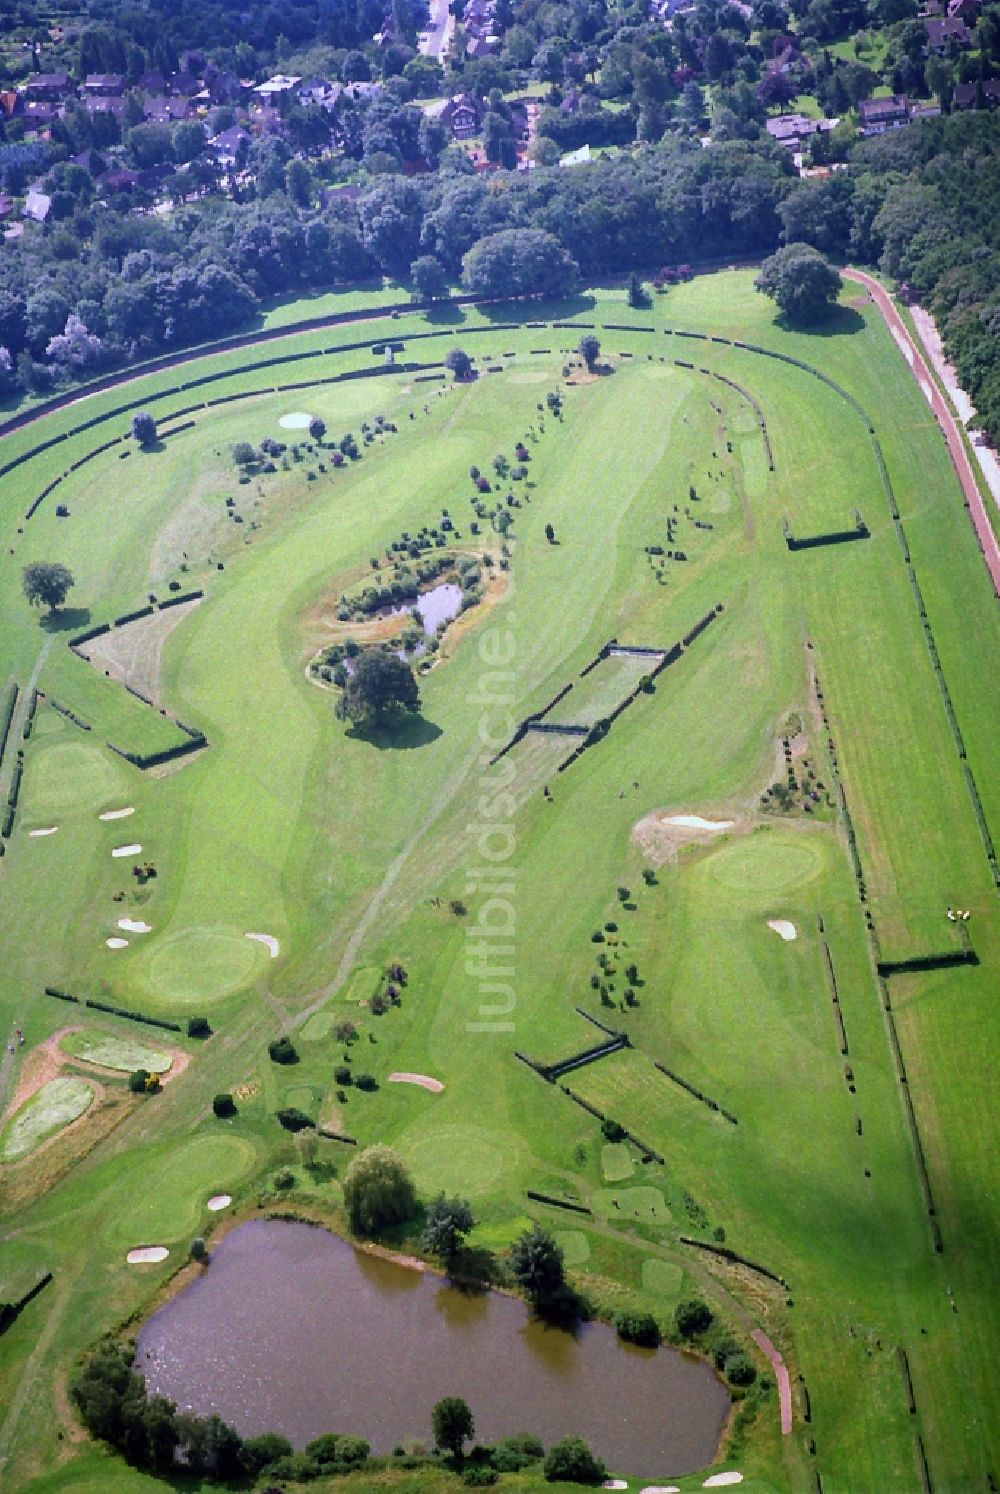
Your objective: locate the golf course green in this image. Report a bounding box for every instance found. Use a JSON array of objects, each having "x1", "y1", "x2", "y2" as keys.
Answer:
[{"x1": 0, "y1": 271, "x2": 996, "y2": 1494}]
